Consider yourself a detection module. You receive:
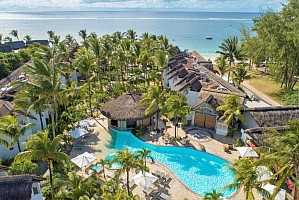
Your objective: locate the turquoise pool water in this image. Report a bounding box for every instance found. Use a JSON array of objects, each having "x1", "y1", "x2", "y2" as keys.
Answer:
[
  {"x1": 92, "y1": 153, "x2": 122, "y2": 170},
  {"x1": 107, "y1": 128, "x2": 236, "y2": 197}
]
